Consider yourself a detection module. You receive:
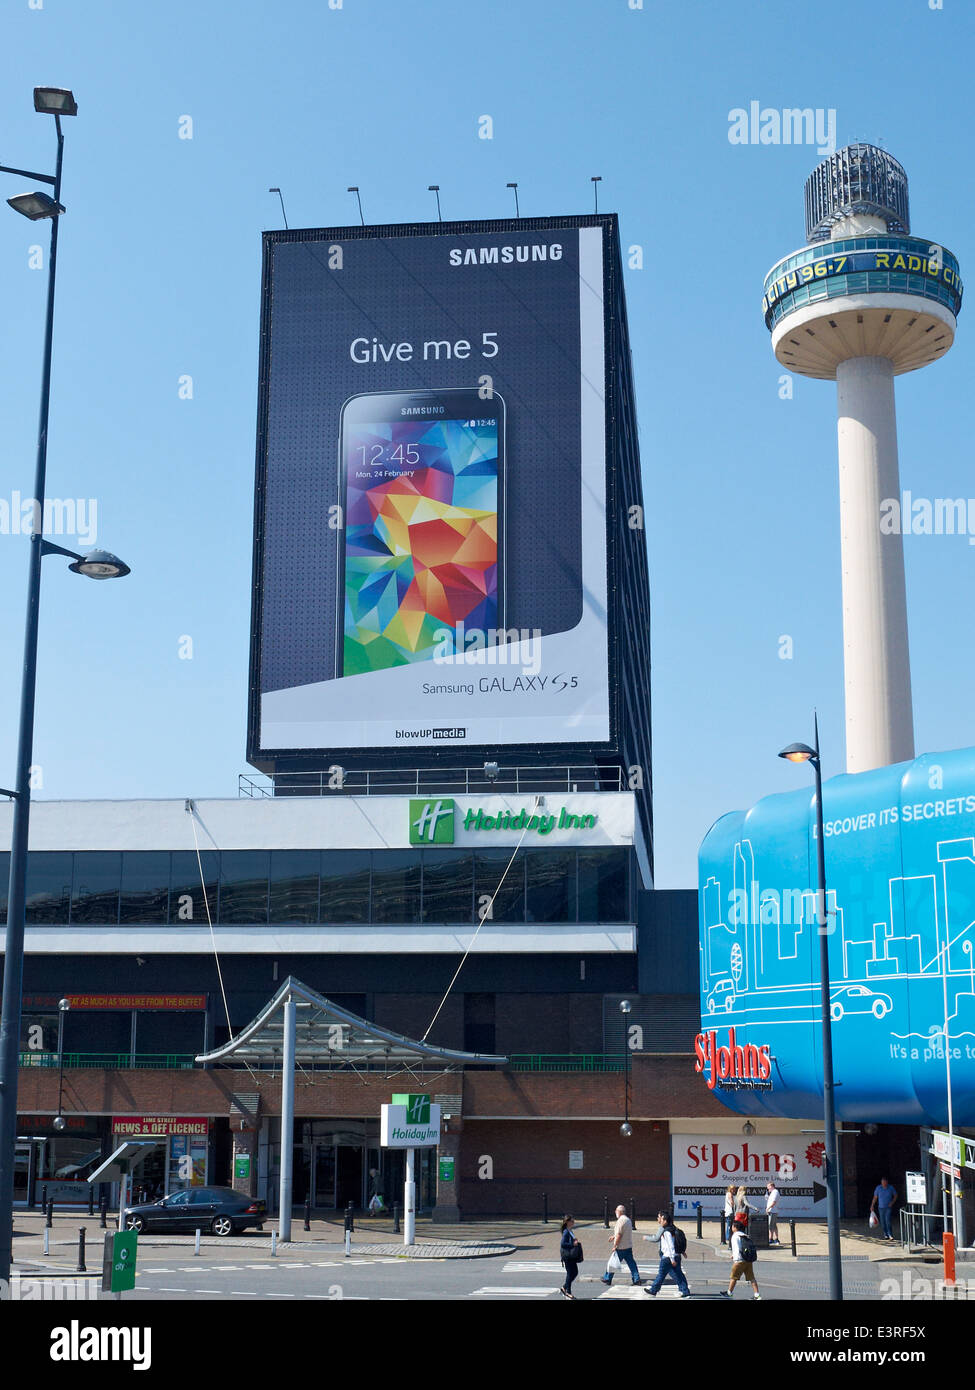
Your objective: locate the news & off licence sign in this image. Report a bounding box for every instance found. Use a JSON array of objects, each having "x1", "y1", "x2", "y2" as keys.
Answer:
[{"x1": 112, "y1": 1116, "x2": 209, "y2": 1137}]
